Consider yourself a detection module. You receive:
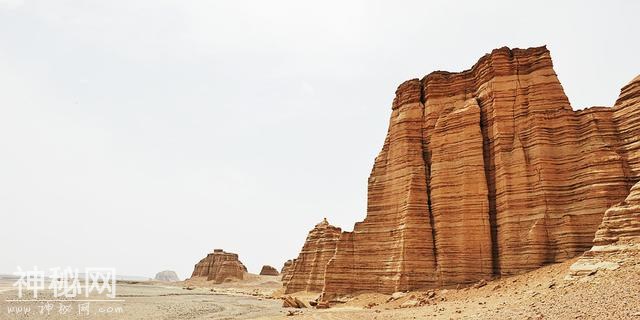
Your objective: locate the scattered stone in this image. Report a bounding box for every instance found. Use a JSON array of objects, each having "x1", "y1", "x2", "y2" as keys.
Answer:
[
  {"x1": 400, "y1": 299, "x2": 421, "y2": 308},
  {"x1": 473, "y1": 279, "x2": 488, "y2": 289},
  {"x1": 282, "y1": 296, "x2": 307, "y2": 309},
  {"x1": 388, "y1": 291, "x2": 407, "y2": 301}
]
